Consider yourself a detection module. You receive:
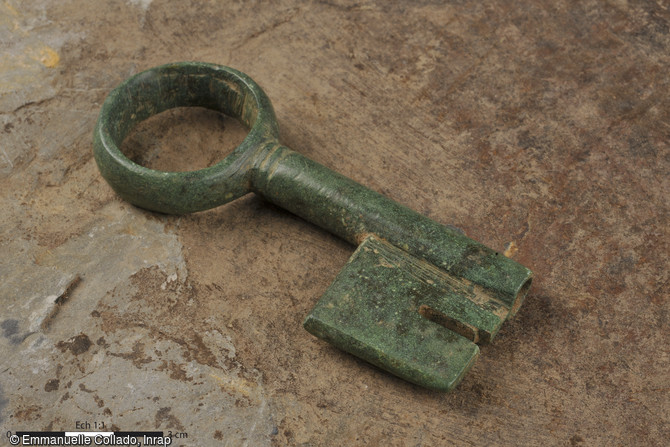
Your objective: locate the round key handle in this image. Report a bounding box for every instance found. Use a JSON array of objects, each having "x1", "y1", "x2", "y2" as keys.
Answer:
[{"x1": 93, "y1": 62, "x2": 281, "y2": 214}]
